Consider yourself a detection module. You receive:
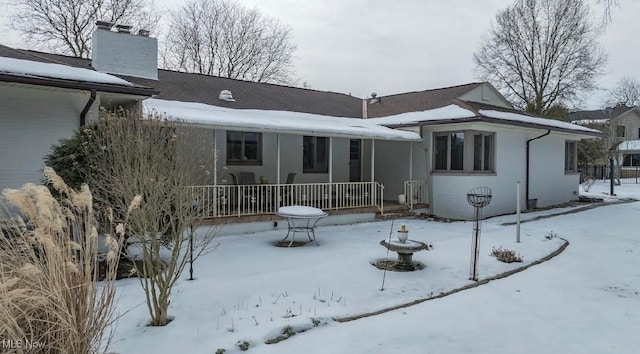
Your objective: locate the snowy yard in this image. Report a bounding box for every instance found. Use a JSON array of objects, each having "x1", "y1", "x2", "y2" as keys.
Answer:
[{"x1": 111, "y1": 181, "x2": 640, "y2": 353}]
